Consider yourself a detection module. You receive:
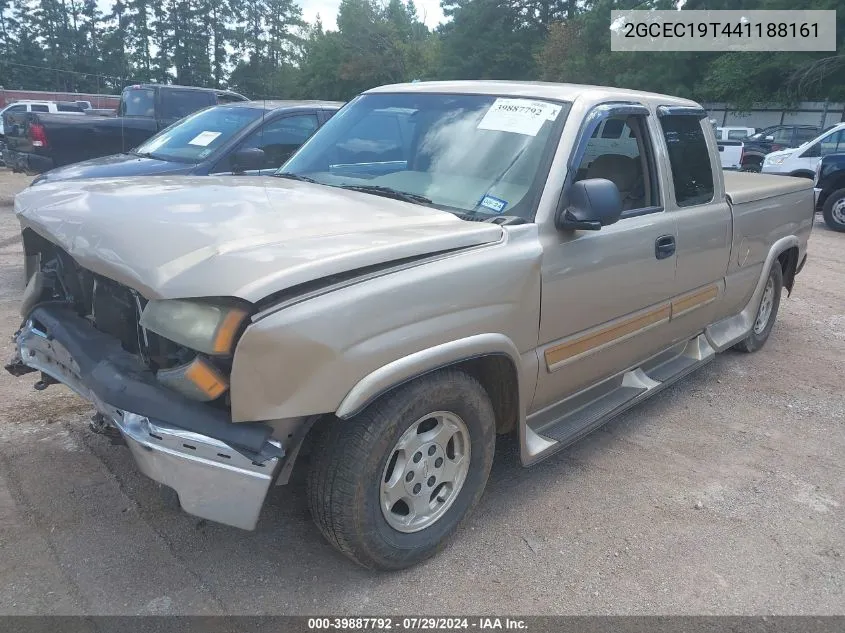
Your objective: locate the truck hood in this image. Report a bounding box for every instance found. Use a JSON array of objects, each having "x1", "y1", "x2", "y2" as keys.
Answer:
[
  {"x1": 15, "y1": 176, "x2": 503, "y2": 302},
  {"x1": 32, "y1": 153, "x2": 194, "y2": 185}
]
